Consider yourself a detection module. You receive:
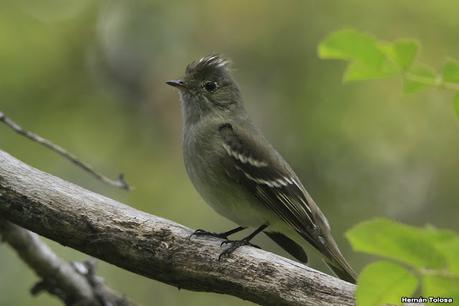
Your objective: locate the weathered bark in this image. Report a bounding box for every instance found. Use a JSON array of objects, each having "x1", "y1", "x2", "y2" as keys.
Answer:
[
  {"x1": 0, "y1": 217, "x2": 136, "y2": 306},
  {"x1": 0, "y1": 150, "x2": 355, "y2": 306}
]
